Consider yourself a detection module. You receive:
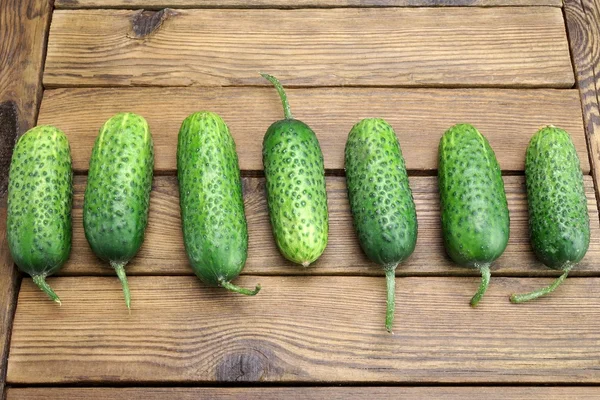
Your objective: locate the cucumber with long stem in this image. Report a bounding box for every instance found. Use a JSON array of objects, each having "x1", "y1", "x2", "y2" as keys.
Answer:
[
  {"x1": 510, "y1": 126, "x2": 589, "y2": 303},
  {"x1": 345, "y1": 118, "x2": 418, "y2": 332},
  {"x1": 261, "y1": 73, "x2": 329, "y2": 267}
]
